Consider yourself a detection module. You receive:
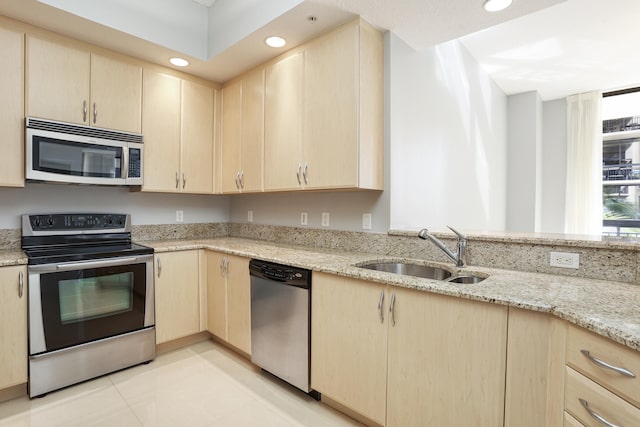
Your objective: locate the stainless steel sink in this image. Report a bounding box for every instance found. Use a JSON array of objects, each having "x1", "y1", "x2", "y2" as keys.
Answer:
[
  {"x1": 358, "y1": 262, "x2": 452, "y2": 280},
  {"x1": 446, "y1": 275, "x2": 486, "y2": 284}
]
